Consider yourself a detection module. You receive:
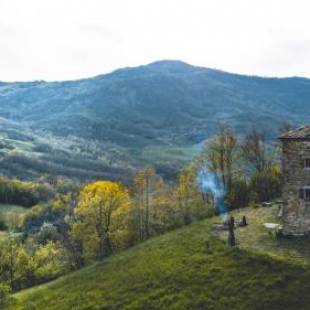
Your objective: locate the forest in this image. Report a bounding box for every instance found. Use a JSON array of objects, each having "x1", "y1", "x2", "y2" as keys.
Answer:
[{"x1": 0, "y1": 125, "x2": 283, "y2": 307}]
